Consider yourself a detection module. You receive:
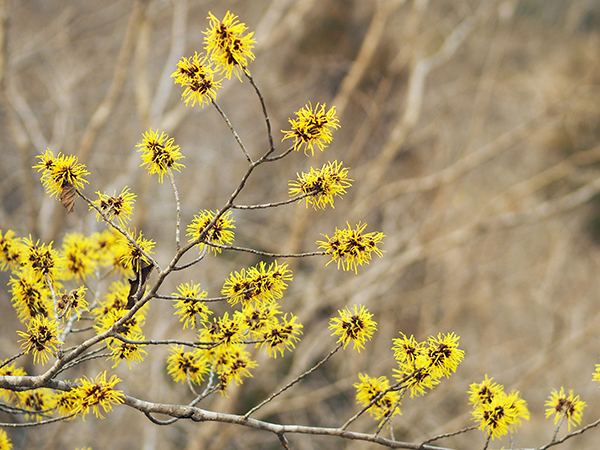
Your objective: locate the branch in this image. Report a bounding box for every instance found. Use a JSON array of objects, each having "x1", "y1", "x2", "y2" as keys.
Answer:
[
  {"x1": 232, "y1": 192, "x2": 310, "y2": 210},
  {"x1": 537, "y1": 417, "x2": 600, "y2": 450},
  {"x1": 205, "y1": 242, "x2": 326, "y2": 258},
  {"x1": 121, "y1": 394, "x2": 456, "y2": 450},
  {"x1": 211, "y1": 98, "x2": 253, "y2": 163}
]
